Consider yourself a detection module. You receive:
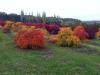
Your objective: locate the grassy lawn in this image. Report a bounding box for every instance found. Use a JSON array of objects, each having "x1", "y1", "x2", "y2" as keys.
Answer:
[{"x1": 0, "y1": 30, "x2": 100, "y2": 75}]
